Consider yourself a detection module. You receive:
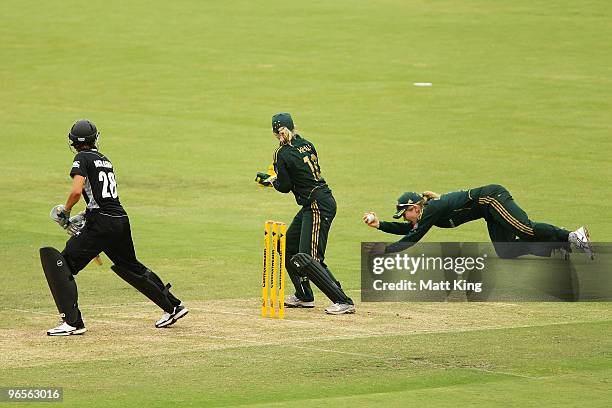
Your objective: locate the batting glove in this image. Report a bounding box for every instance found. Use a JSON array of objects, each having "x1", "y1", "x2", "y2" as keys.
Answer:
[
  {"x1": 54, "y1": 205, "x2": 72, "y2": 229},
  {"x1": 66, "y1": 212, "x2": 86, "y2": 236}
]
